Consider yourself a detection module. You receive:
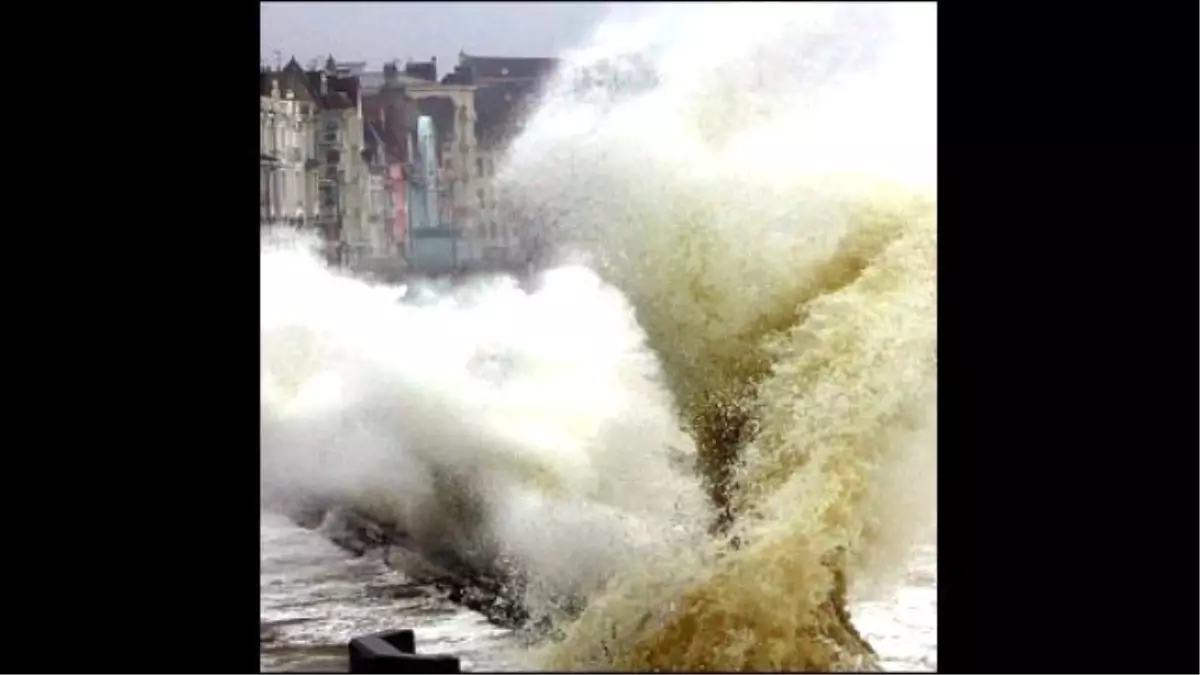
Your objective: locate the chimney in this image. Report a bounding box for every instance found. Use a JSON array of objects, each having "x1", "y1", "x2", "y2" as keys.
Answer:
[{"x1": 318, "y1": 72, "x2": 327, "y2": 96}]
